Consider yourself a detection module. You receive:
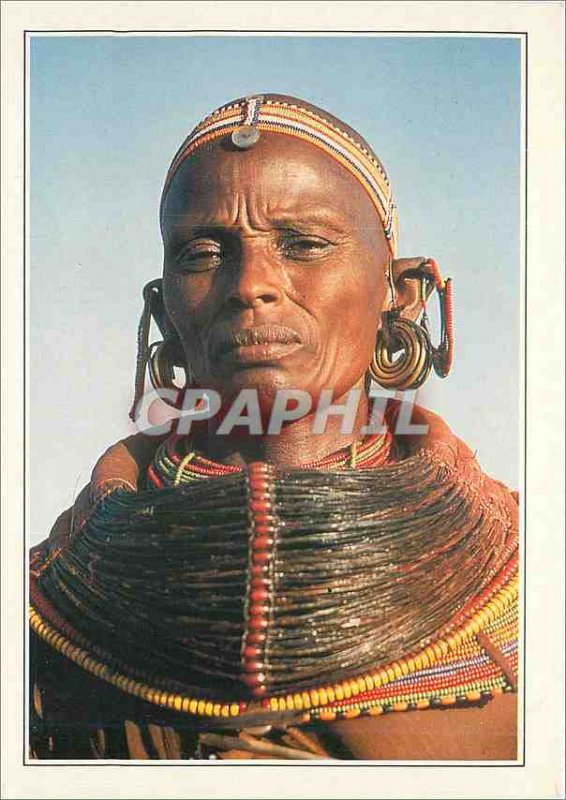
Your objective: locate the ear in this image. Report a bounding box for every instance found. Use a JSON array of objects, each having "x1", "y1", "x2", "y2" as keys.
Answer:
[{"x1": 391, "y1": 257, "x2": 434, "y2": 322}]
